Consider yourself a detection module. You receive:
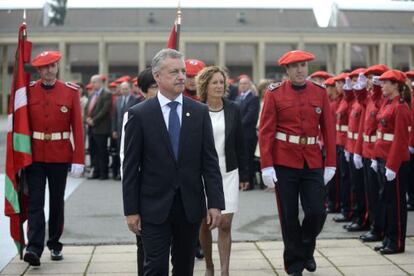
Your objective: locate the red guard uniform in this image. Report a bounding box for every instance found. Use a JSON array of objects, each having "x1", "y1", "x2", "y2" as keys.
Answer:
[
  {"x1": 374, "y1": 70, "x2": 411, "y2": 254},
  {"x1": 24, "y1": 50, "x2": 85, "y2": 263},
  {"x1": 259, "y1": 50, "x2": 336, "y2": 274}
]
